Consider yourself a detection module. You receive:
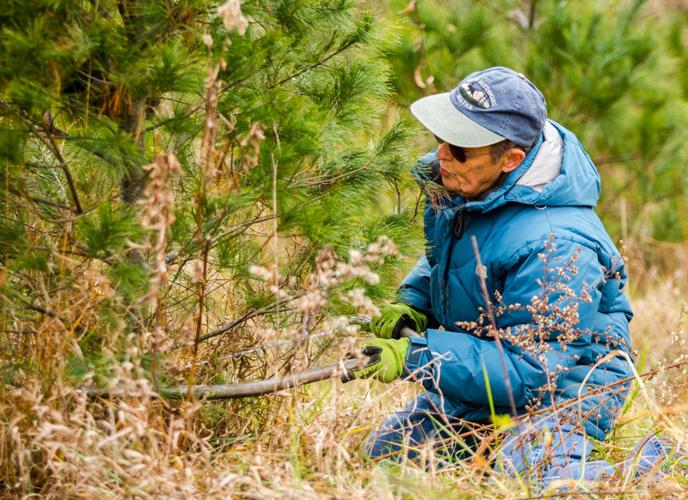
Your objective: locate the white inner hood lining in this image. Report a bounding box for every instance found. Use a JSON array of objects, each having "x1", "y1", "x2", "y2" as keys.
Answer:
[{"x1": 515, "y1": 121, "x2": 563, "y2": 192}]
